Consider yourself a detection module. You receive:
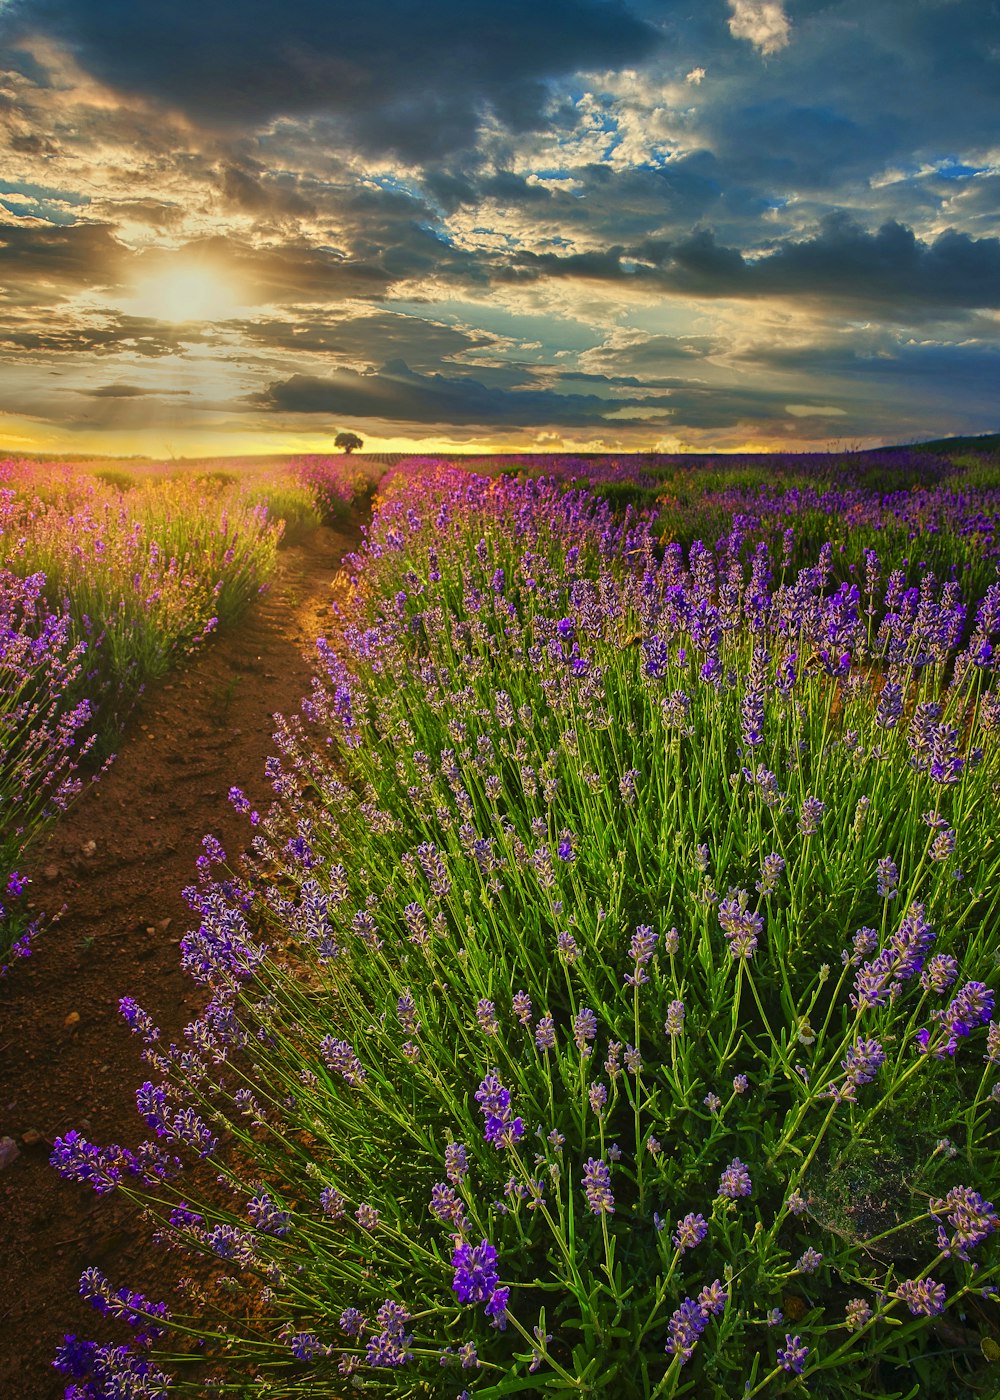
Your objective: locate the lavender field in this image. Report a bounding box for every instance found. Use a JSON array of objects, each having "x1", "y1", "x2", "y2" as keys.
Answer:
[{"x1": 3, "y1": 447, "x2": 996, "y2": 1398}]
